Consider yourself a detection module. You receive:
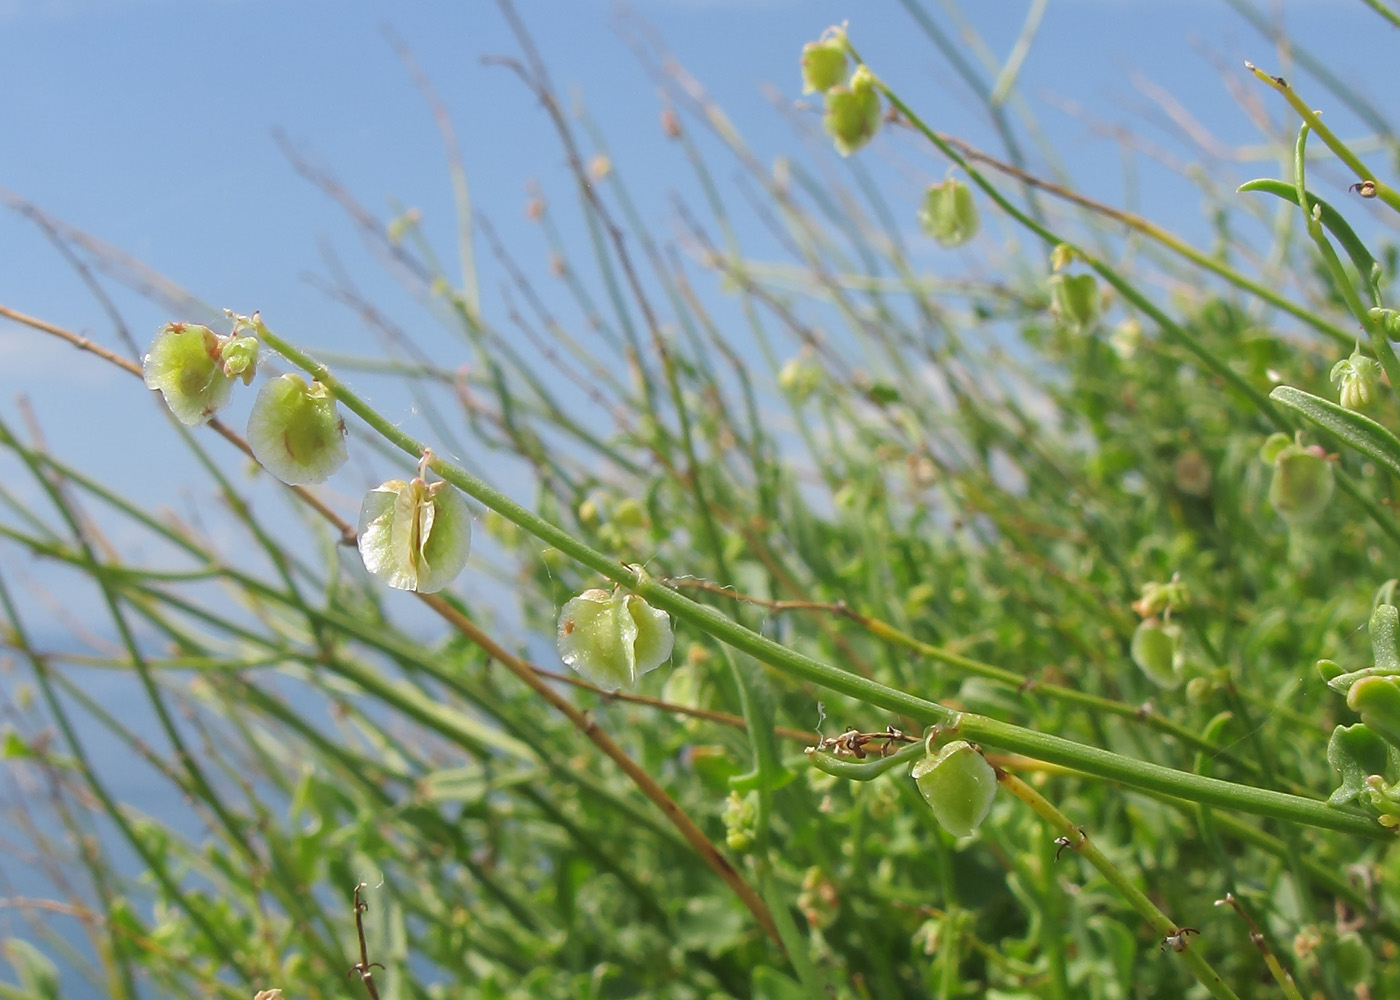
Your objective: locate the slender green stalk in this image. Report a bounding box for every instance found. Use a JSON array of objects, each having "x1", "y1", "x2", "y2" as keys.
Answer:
[
  {"x1": 999, "y1": 771, "x2": 1242, "y2": 1000},
  {"x1": 1246, "y1": 62, "x2": 1400, "y2": 215}
]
